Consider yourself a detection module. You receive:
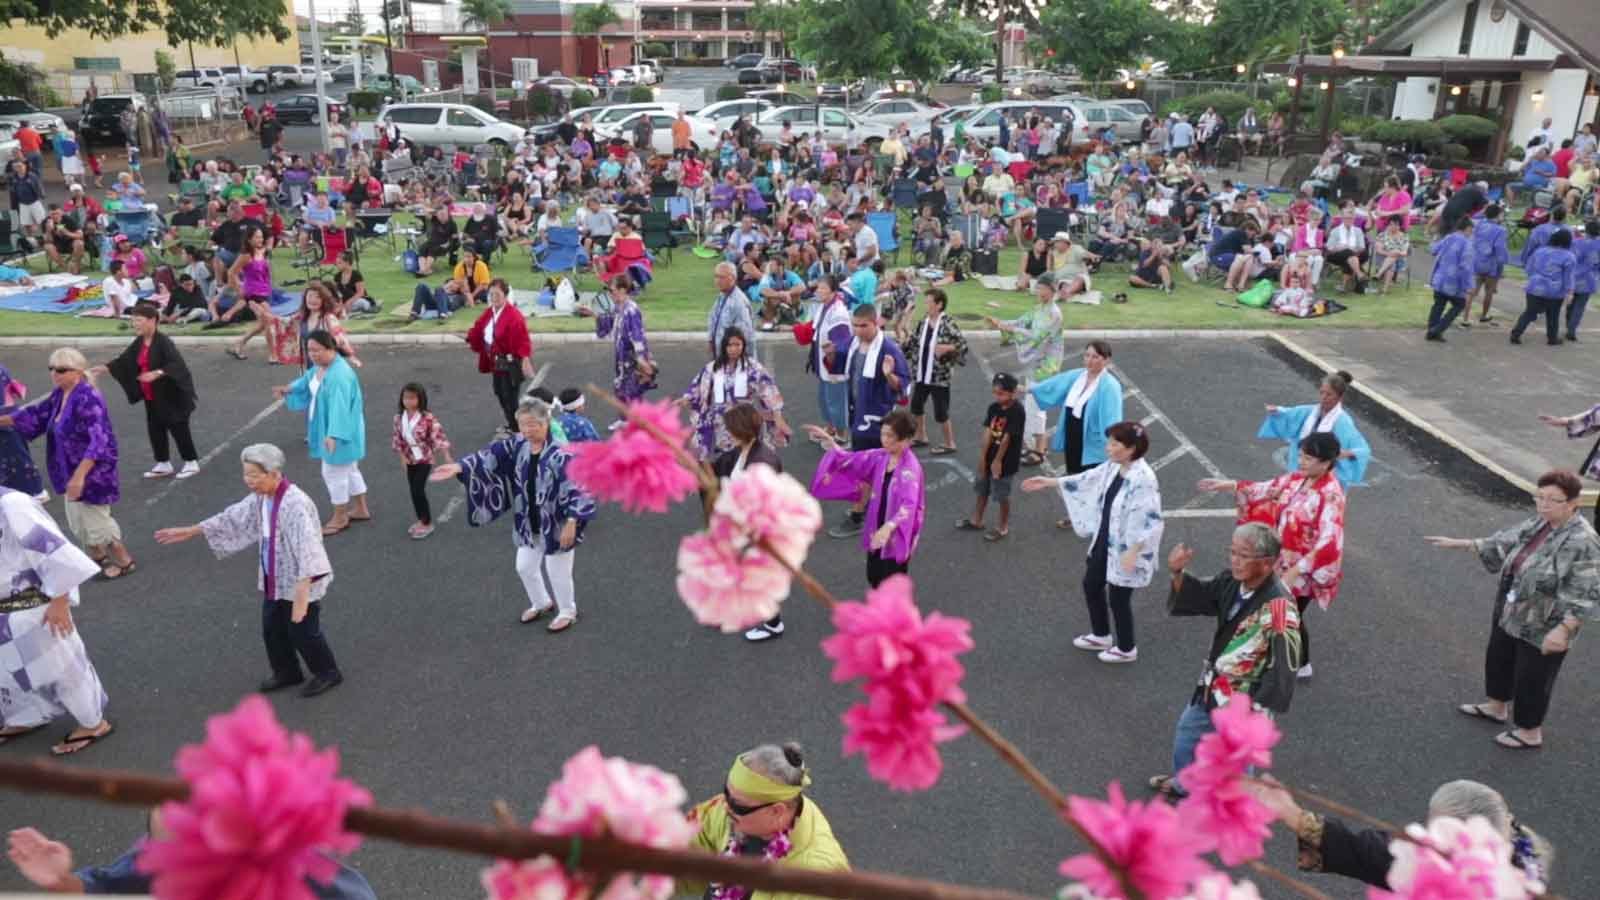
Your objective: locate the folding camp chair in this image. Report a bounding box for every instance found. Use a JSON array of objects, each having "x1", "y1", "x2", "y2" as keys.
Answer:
[
  {"x1": 866, "y1": 211, "x2": 900, "y2": 264},
  {"x1": 1033, "y1": 208, "x2": 1072, "y2": 244},
  {"x1": 641, "y1": 211, "x2": 676, "y2": 265},
  {"x1": 288, "y1": 226, "x2": 352, "y2": 286},
  {"x1": 0, "y1": 214, "x2": 30, "y2": 265},
  {"x1": 948, "y1": 213, "x2": 980, "y2": 248},
  {"x1": 112, "y1": 207, "x2": 158, "y2": 246},
  {"x1": 532, "y1": 226, "x2": 589, "y2": 286},
  {"x1": 354, "y1": 209, "x2": 396, "y2": 253},
  {"x1": 890, "y1": 178, "x2": 919, "y2": 211}
]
